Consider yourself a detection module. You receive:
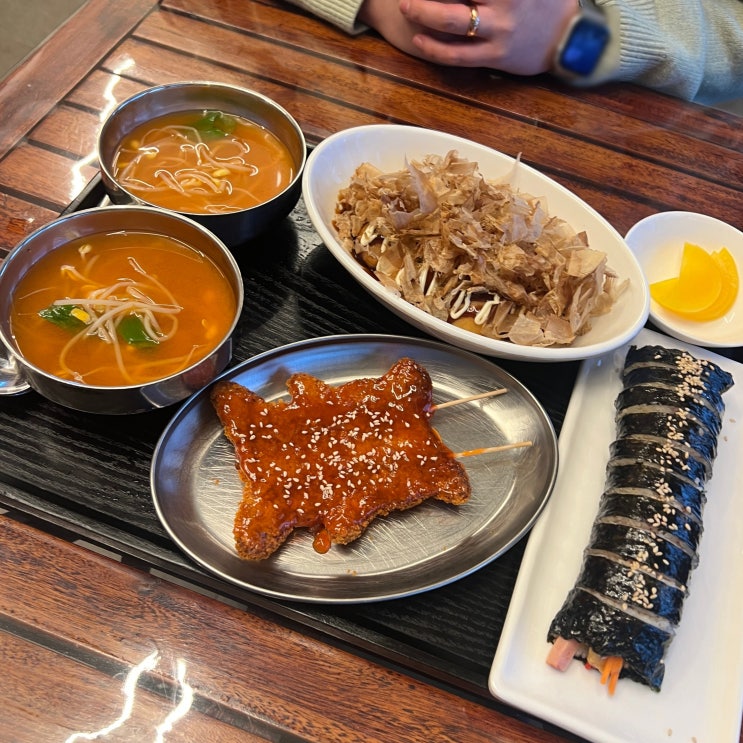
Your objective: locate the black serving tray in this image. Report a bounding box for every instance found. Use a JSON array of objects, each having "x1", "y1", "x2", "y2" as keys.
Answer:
[{"x1": 0, "y1": 173, "x2": 581, "y2": 723}]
